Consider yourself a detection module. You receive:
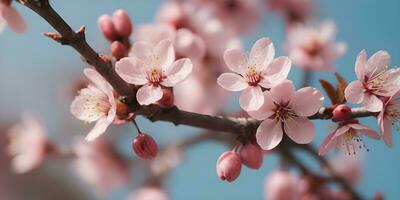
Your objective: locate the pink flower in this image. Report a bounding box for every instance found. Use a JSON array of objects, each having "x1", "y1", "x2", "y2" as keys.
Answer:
[
  {"x1": 248, "y1": 81, "x2": 323, "y2": 150},
  {"x1": 239, "y1": 143, "x2": 263, "y2": 169},
  {"x1": 73, "y1": 138, "x2": 129, "y2": 193},
  {"x1": 284, "y1": 21, "x2": 346, "y2": 71},
  {"x1": 0, "y1": 1, "x2": 26, "y2": 33},
  {"x1": 345, "y1": 50, "x2": 400, "y2": 112},
  {"x1": 216, "y1": 151, "x2": 242, "y2": 182},
  {"x1": 267, "y1": 0, "x2": 314, "y2": 25},
  {"x1": 70, "y1": 68, "x2": 116, "y2": 141},
  {"x1": 319, "y1": 121, "x2": 380, "y2": 156},
  {"x1": 264, "y1": 169, "x2": 300, "y2": 200},
  {"x1": 115, "y1": 39, "x2": 193, "y2": 105},
  {"x1": 218, "y1": 38, "x2": 291, "y2": 111},
  {"x1": 98, "y1": 9, "x2": 132, "y2": 42},
  {"x1": 127, "y1": 187, "x2": 169, "y2": 200},
  {"x1": 7, "y1": 113, "x2": 49, "y2": 173},
  {"x1": 134, "y1": 23, "x2": 176, "y2": 46},
  {"x1": 378, "y1": 92, "x2": 400, "y2": 147}
]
